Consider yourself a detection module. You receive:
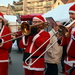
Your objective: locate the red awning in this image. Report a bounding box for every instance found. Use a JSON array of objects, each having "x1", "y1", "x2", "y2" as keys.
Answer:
[
  {"x1": 20, "y1": 13, "x2": 43, "y2": 21},
  {"x1": 20, "y1": 15, "x2": 34, "y2": 21}
]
